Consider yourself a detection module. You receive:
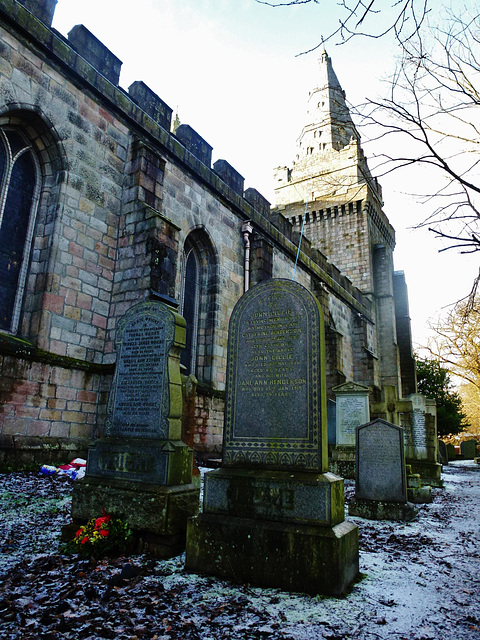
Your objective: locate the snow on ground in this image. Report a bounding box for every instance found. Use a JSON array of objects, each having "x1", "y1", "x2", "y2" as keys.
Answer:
[{"x1": 0, "y1": 461, "x2": 479, "y2": 639}]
